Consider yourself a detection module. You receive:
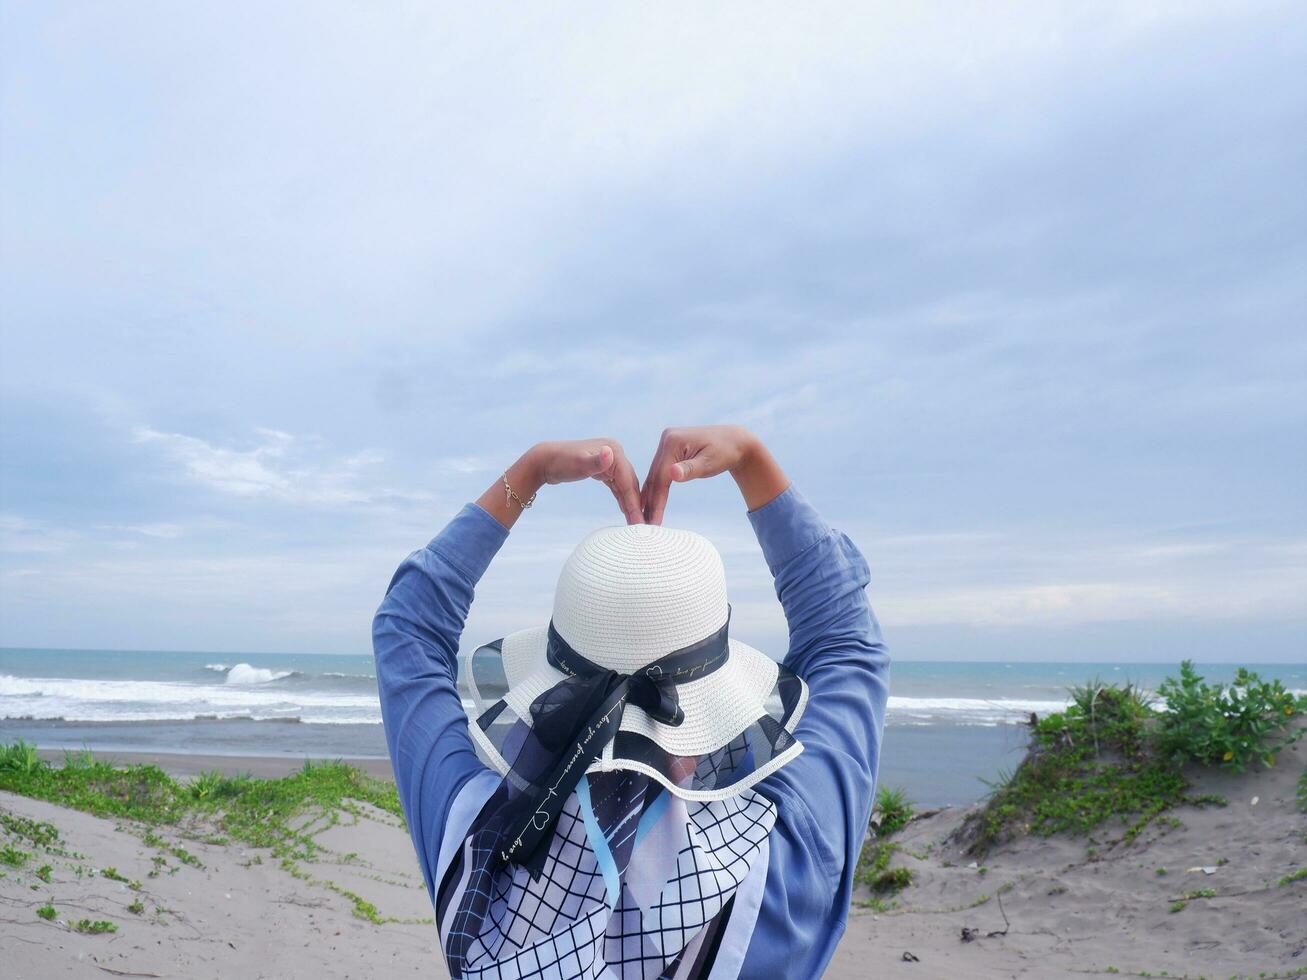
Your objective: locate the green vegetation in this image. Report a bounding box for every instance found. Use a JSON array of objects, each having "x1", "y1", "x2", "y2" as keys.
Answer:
[
  {"x1": 855, "y1": 785, "x2": 916, "y2": 905},
  {"x1": 1, "y1": 842, "x2": 30, "y2": 867},
  {"x1": 72, "y1": 918, "x2": 118, "y2": 934},
  {"x1": 963, "y1": 663, "x2": 1304, "y2": 854},
  {"x1": 189, "y1": 768, "x2": 254, "y2": 802},
  {"x1": 36, "y1": 901, "x2": 56, "y2": 921},
  {"x1": 874, "y1": 865, "x2": 914, "y2": 891},
  {"x1": 1156, "y1": 662, "x2": 1306, "y2": 771},
  {"x1": 873, "y1": 785, "x2": 914, "y2": 836},
  {"x1": 1277, "y1": 867, "x2": 1306, "y2": 887},
  {"x1": 35, "y1": 863, "x2": 52, "y2": 882},
  {"x1": 127, "y1": 897, "x2": 145, "y2": 915},
  {"x1": 0, "y1": 739, "x2": 42, "y2": 775},
  {"x1": 0, "y1": 742, "x2": 190, "y2": 823},
  {"x1": 1, "y1": 812, "x2": 60, "y2": 848},
  {"x1": 1297, "y1": 770, "x2": 1307, "y2": 814},
  {"x1": 0, "y1": 744, "x2": 401, "y2": 858},
  {"x1": 0, "y1": 741, "x2": 410, "y2": 923}
]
